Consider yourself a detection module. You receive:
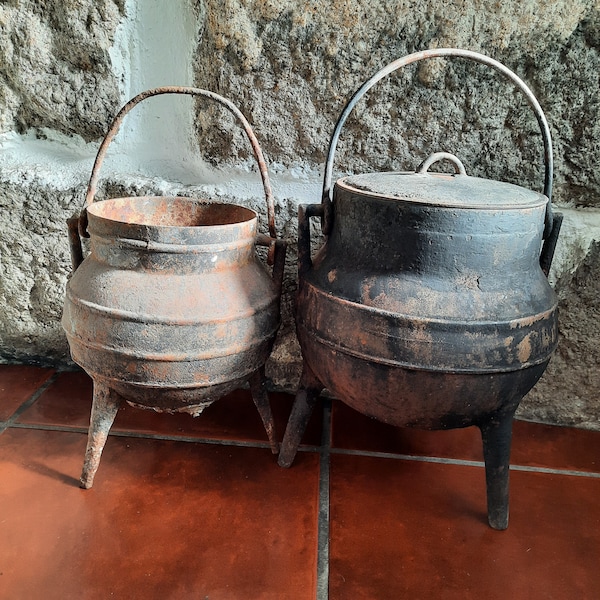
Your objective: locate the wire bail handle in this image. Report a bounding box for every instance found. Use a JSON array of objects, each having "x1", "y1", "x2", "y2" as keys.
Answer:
[
  {"x1": 321, "y1": 48, "x2": 554, "y2": 238},
  {"x1": 78, "y1": 86, "x2": 277, "y2": 242}
]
